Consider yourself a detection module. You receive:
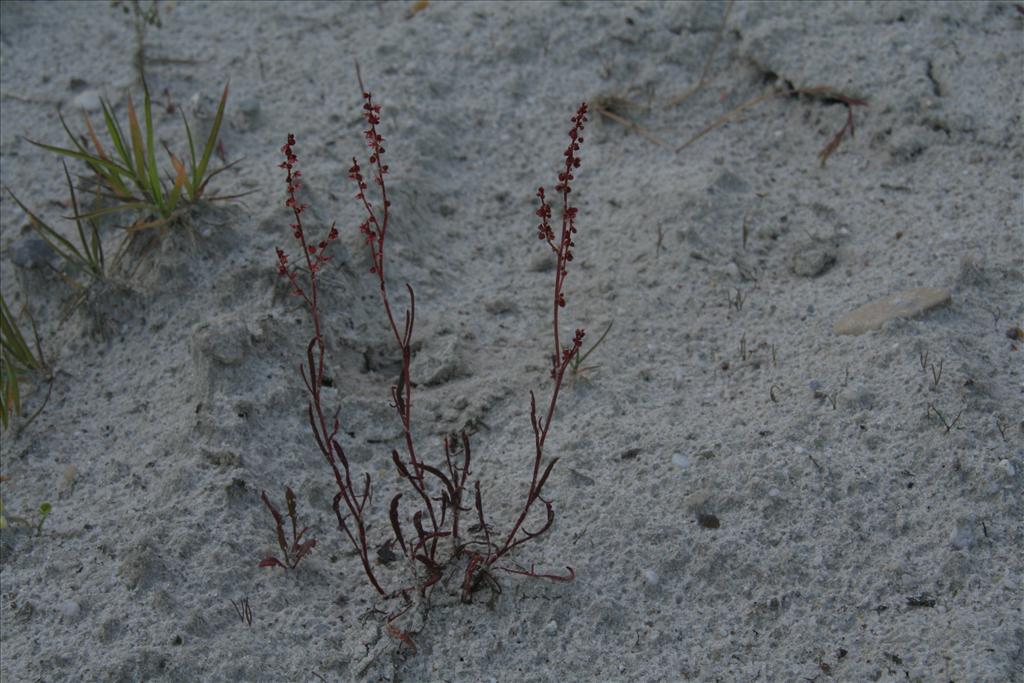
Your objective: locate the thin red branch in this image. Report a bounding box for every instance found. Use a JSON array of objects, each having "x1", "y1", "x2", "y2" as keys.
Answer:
[{"x1": 274, "y1": 135, "x2": 386, "y2": 596}]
